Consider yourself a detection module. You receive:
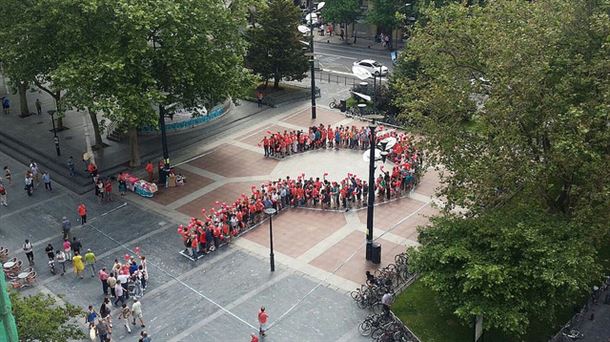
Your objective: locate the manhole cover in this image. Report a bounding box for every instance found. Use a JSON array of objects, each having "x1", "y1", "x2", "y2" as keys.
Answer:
[
  {"x1": 36, "y1": 121, "x2": 43, "y2": 125},
  {"x1": 65, "y1": 136, "x2": 73, "y2": 140}
]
